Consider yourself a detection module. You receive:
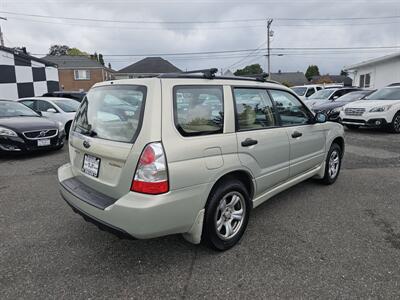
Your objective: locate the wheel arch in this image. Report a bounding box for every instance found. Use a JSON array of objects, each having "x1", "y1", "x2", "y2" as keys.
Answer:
[{"x1": 332, "y1": 136, "x2": 345, "y2": 157}]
